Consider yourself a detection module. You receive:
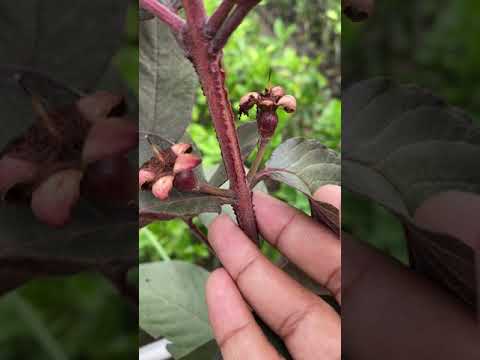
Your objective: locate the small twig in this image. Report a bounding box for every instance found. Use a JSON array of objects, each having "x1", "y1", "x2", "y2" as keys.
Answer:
[
  {"x1": 146, "y1": 136, "x2": 165, "y2": 164},
  {"x1": 184, "y1": 218, "x2": 216, "y2": 255},
  {"x1": 140, "y1": 0, "x2": 186, "y2": 33},
  {"x1": 210, "y1": 0, "x2": 261, "y2": 53},
  {"x1": 198, "y1": 182, "x2": 235, "y2": 198},
  {"x1": 205, "y1": 0, "x2": 236, "y2": 37},
  {"x1": 247, "y1": 138, "x2": 268, "y2": 183}
]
